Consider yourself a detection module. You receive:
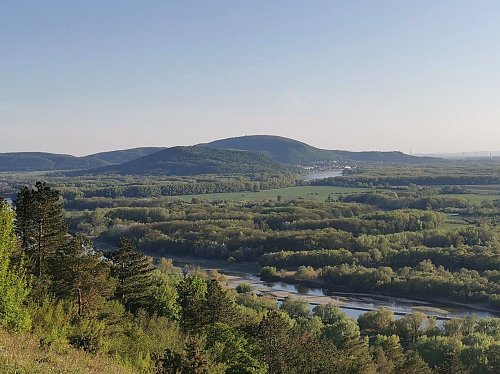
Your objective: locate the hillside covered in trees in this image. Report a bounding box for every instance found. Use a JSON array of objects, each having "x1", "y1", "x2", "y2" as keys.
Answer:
[
  {"x1": 1, "y1": 183, "x2": 499, "y2": 373},
  {"x1": 79, "y1": 146, "x2": 297, "y2": 176},
  {"x1": 204, "y1": 135, "x2": 435, "y2": 164},
  {"x1": 0, "y1": 135, "x2": 435, "y2": 173},
  {"x1": 0, "y1": 147, "x2": 164, "y2": 172}
]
